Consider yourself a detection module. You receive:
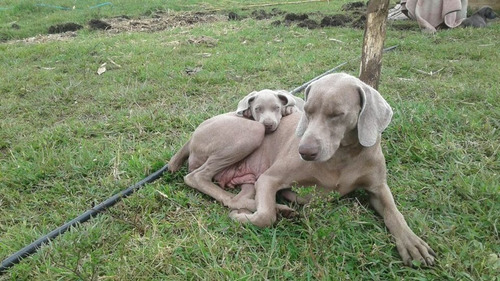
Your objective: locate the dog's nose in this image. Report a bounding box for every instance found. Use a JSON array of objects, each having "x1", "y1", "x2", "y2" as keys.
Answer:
[
  {"x1": 299, "y1": 142, "x2": 319, "y2": 161},
  {"x1": 263, "y1": 121, "x2": 275, "y2": 132}
]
